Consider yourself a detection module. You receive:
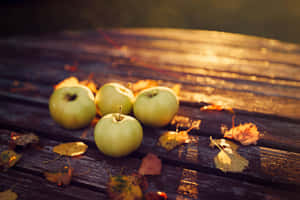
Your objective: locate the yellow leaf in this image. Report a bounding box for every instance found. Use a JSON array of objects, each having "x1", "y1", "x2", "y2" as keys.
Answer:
[
  {"x1": 214, "y1": 150, "x2": 249, "y2": 173},
  {"x1": 107, "y1": 175, "x2": 143, "y2": 200},
  {"x1": 200, "y1": 105, "x2": 234, "y2": 114},
  {"x1": 54, "y1": 76, "x2": 80, "y2": 89},
  {"x1": 171, "y1": 84, "x2": 181, "y2": 96},
  {"x1": 0, "y1": 189, "x2": 18, "y2": 200},
  {"x1": 157, "y1": 131, "x2": 190, "y2": 151},
  {"x1": 53, "y1": 142, "x2": 88, "y2": 157},
  {"x1": 0, "y1": 150, "x2": 22, "y2": 170},
  {"x1": 210, "y1": 137, "x2": 248, "y2": 173}
]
